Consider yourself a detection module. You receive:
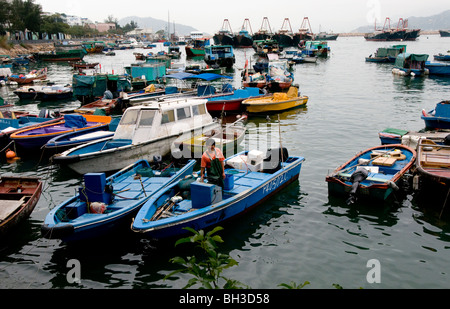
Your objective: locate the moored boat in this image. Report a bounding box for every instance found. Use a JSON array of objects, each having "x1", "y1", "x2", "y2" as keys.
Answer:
[
  {"x1": 204, "y1": 45, "x2": 235, "y2": 69},
  {"x1": 272, "y1": 18, "x2": 294, "y2": 47},
  {"x1": 434, "y1": 52, "x2": 450, "y2": 62},
  {"x1": 234, "y1": 19, "x2": 253, "y2": 48},
  {"x1": 413, "y1": 139, "x2": 450, "y2": 204},
  {"x1": 439, "y1": 30, "x2": 450, "y2": 37},
  {"x1": 205, "y1": 87, "x2": 264, "y2": 113},
  {"x1": 365, "y1": 45, "x2": 406, "y2": 63},
  {"x1": 131, "y1": 148, "x2": 305, "y2": 239},
  {"x1": 421, "y1": 101, "x2": 450, "y2": 129},
  {"x1": 326, "y1": 144, "x2": 416, "y2": 205},
  {"x1": 392, "y1": 53, "x2": 429, "y2": 76},
  {"x1": 10, "y1": 114, "x2": 112, "y2": 150},
  {"x1": 73, "y1": 98, "x2": 119, "y2": 115},
  {"x1": 43, "y1": 118, "x2": 119, "y2": 154},
  {"x1": 7, "y1": 68, "x2": 47, "y2": 85},
  {"x1": 252, "y1": 17, "x2": 273, "y2": 41},
  {"x1": 13, "y1": 84, "x2": 73, "y2": 101},
  {"x1": 69, "y1": 61, "x2": 99, "y2": 70},
  {"x1": 41, "y1": 158, "x2": 196, "y2": 242},
  {"x1": 213, "y1": 19, "x2": 235, "y2": 46},
  {"x1": 0, "y1": 175, "x2": 42, "y2": 236},
  {"x1": 242, "y1": 86, "x2": 307, "y2": 113},
  {"x1": 425, "y1": 61, "x2": 450, "y2": 76},
  {"x1": 51, "y1": 99, "x2": 220, "y2": 174}
]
